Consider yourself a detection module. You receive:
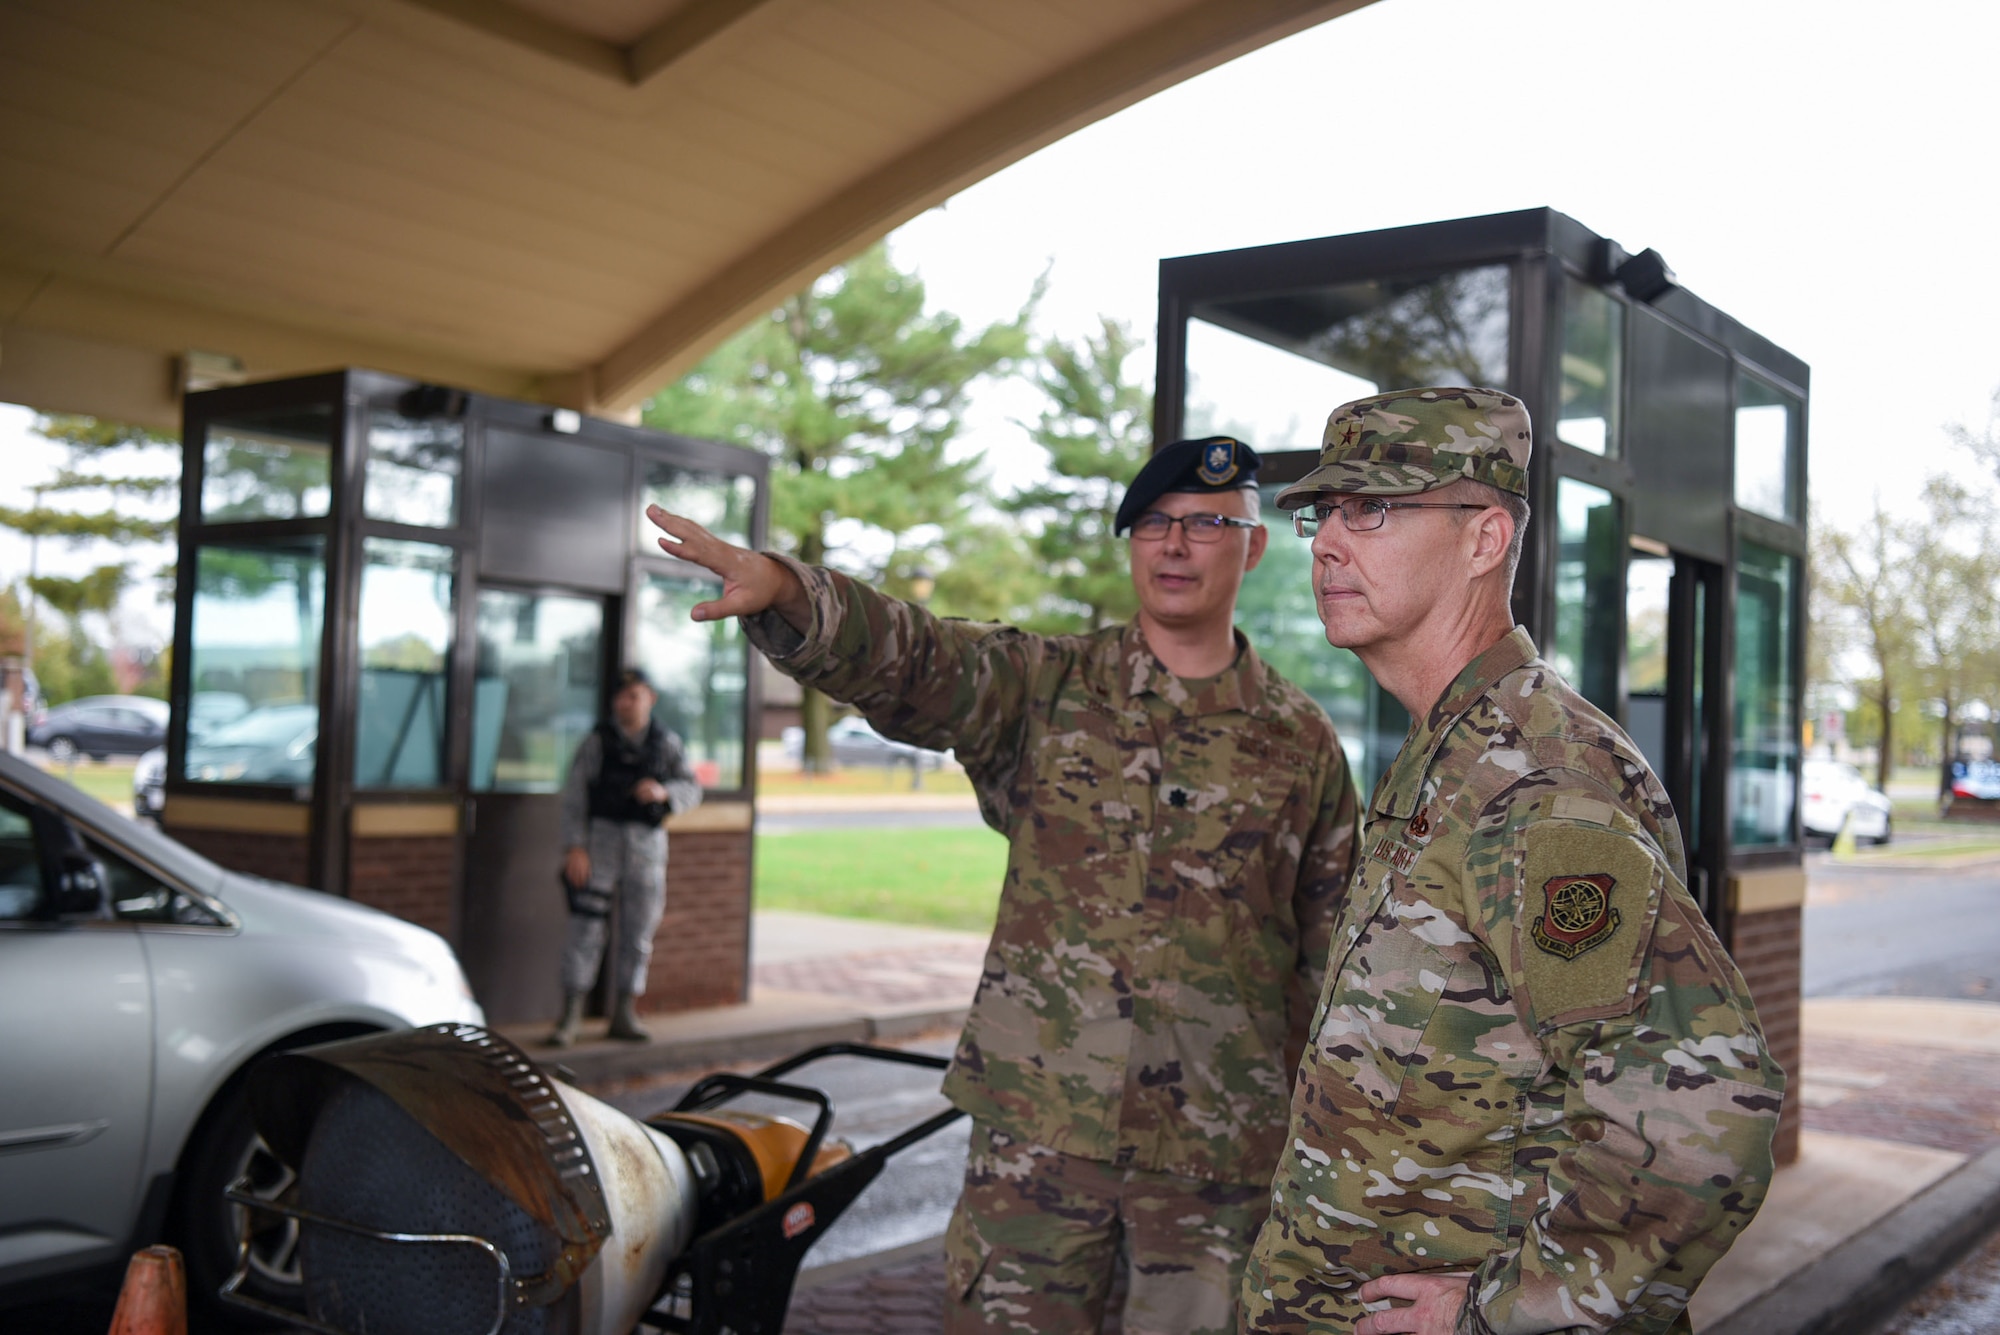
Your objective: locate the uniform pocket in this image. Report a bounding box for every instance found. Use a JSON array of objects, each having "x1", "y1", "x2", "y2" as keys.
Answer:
[
  {"x1": 1330, "y1": 899, "x2": 1455, "y2": 1117},
  {"x1": 944, "y1": 1204, "x2": 993, "y2": 1302}
]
